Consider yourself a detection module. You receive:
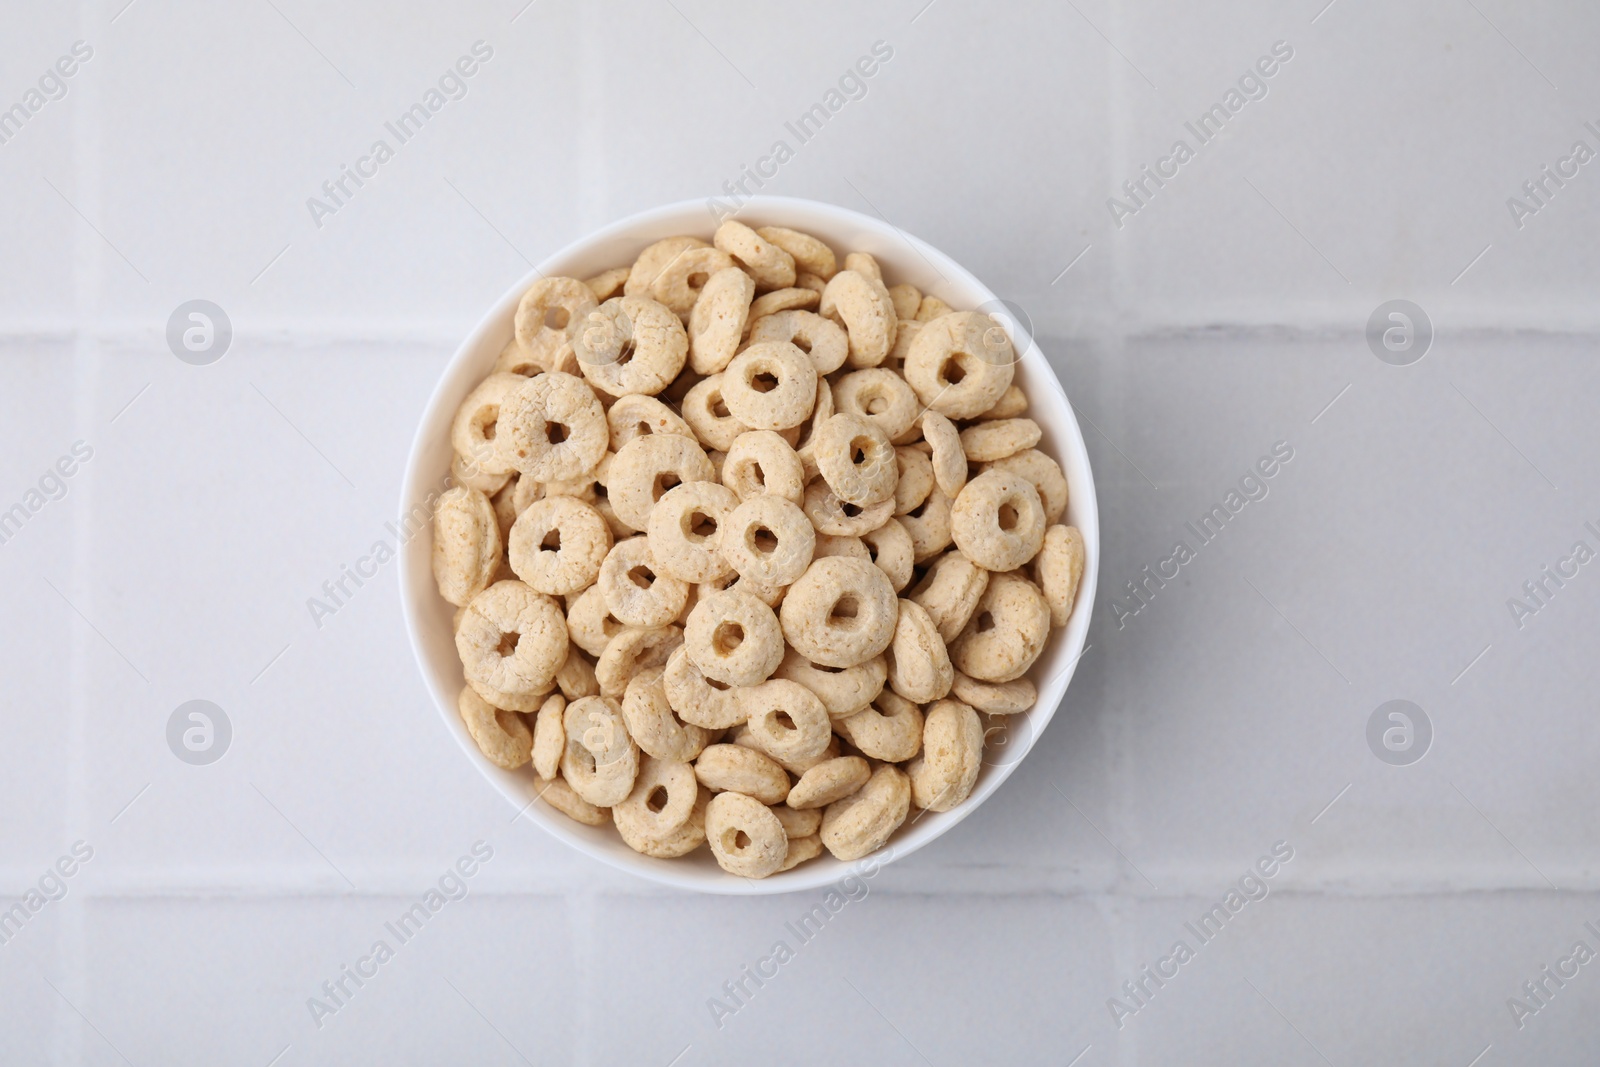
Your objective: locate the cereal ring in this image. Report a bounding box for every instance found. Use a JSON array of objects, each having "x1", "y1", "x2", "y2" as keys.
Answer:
[
  {"x1": 572, "y1": 296, "x2": 687, "y2": 398},
  {"x1": 489, "y1": 478, "x2": 523, "y2": 545},
  {"x1": 565, "y1": 584, "x2": 625, "y2": 658},
  {"x1": 720, "y1": 495, "x2": 815, "y2": 588},
  {"x1": 985, "y1": 385, "x2": 1028, "y2": 420},
  {"x1": 532, "y1": 692, "x2": 566, "y2": 779},
  {"x1": 900, "y1": 484, "x2": 953, "y2": 562},
  {"x1": 801, "y1": 480, "x2": 894, "y2": 538},
  {"x1": 814, "y1": 413, "x2": 897, "y2": 508},
  {"x1": 835, "y1": 691, "x2": 924, "y2": 762},
  {"x1": 622, "y1": 669, "x2": 710, "y2": 764},
  {"x1": 949, "y1": 571, "x2": 1050, "y2": 683},
  {"x1": 500, "y1": 372, "x2": 610, "y2": 482},
  {"x1": 624, "y1": 237, "x2": 706, "y2": 298},
  {"x1": 883, "y1": 598, "x2": 954, "y2": 704},
  {"x1": 663, "y1": 645, "x2": 743, "y2": 730},
  {"x1": 961, "y1": 418, "x2": 1041, "y2": 462},
  {"x1": 595, "y1": 625, "x2": 683, "y2": 699},
  {"x1": 832, "y1": 369, "x2": 921, "y2": 442},
  {"x1": 747, "y1": 310, "x2": 849, "y2": 376},
  {"x1": 883, "y1": 318, "x2": 919, "y2": 373},
  {"x1": 950, "y1": 672, "x2": 1036, "y2": 715},
  {"x1": 694, "y1": 744, "x2": 789, "y2": 805},
  {"x1": 625, "y1": 237, "x2": 732, "y2": 319},
  {"x1": 820, "y1": 763, "x2": 910, "y2": 862},
  {"x1": 779, "y1": 833, "x2": 823, "y2": 871},
  {"x1": 737, "y1": 679, "x2": 832, "y2": 764},
  {"x1": 456, "y1": 580, "x2": 568, "y2": 700},
  {"x1": 714, "y1": 219, "x2": 797, "y2": 290},
  {"x1": 432, "y1": 486, "x2": 502, "y2": 607},
  {"x1": 984, "y1": 448, "x2": 1069, "y2": 526},
  {"x1": 887, "y1": 283, "x2": 921, "y2": 320},
  {"x1": 607, "y1": 433, "x2": 714, "y2": 531},
  {"x1": 903, "y1": 311, "x2": 1015, "y2": 419},
  {"x1": 820, "y1": 270, "x2": 897, "y2": 369},
  {"x1": 606, "y1": 393, "x2": 695, "y2": 452},
  {"x1": 465, "y1": 673, "x2": 548, "y2": 713},
  {"x1": 909, "y1": 551, "x2": 990, "y2": 644},
  {"x1": 493, "y1": 334, "x2": 540, "y2": 378},
  {"x1": 893, "y1": 446, "x2": 935, "y2": 515},
  {"x1": 779, "y1": 556, "x2": 898, "y2": 668},
  {"x1": 706, "y1": 792, "x2": 788, "y2": 878},
  {"x1": 921, "y1": 411, "x2": 967, "y2": 500},
  {"x1": 614, "y1": 759, "x2": 708, "y2": 858},
  {"x1": 746, "y1": 287, "x2": 820, "y2": 326},
  {"x1": 794, "y1": 378, "x2": 835, "y2": 482},
  {"x1": 679, "y1": 374, "x2": 748, "y2": 452},
  {"x1": 585, "y1": 266, "x2": 630, "y2": 302},
  {"x1": 1034, "y1": 524, "x2": 1085, "y2": 628},
  {"x1": 598, "y1": 536, "x2": 689, "y2": 628},
  {"x1": 842, "y1": 252, "x2": 882, "y2": 284},
  {"x1": 561, "y1": 695, "x2": 638, "y2": 807},
  {"x1": 756, "y1": 226, "x2": 837, "y2": 280},
  {"x1": 772, "y1": 803, "x2": 822, "y2": 838},
  {"x1": 457, "y1": 686, "x2": 533, "y2": 769},
  {"x1": 721, "y1": 342, "x2": 819, "y2": 431},
  {"x1": 787, "y1": 756, "x2": 871, "y2": 810},
  {"x1": 814, "y1": 534, "x2": 869, "y2": 561},
  {"x1": 645, "y1": 481, "x2": 738, "y2": 583},
  {"x1": 508, "y1": 496, "x2": 612, "y2": 596},
  {"x1": 794, "y1": 271, "x2": 828, "y2": 295},
  {"x1": 950, "y1": 469, "x2": 1046, "y2": 572},
  {"x1": 772, "y1": 647, "x2": 886, "y2": 719},
  {"x1": 721, "y1": 430, "x2": 805, "y2": 504},
  {"x1": 709, "y1": 571, "x2": 787, "y2": 609},
  {"x1": 860, "y1": 518, "x2": 914, "y2": 592},
  {"x1": 907, "y1": 699, "x2": 983, "y2": 812},
  {"x1": 454, "y1": 372, "x2": 530, "y2": 479},
  {"x1": 453, "y1": 450, "x2": 513, "y2": 495},
  {"x1": 535, "y1": 773, "x2": 610, "y2": 826},
  {"x1": 916, "y1": 294, "x2": 954, "y2": 322},
  {"x1": 688, "y1": 267, "x2": 754, "y2": 375},
  {"x1": 514, "y1": 277, "x2": 597, "y2": 372},
  {"x1": 555, "y1": 650, "x2": 599, "y2": 700},
  {"x1": 685, "y1": 588, "x2": 785, "y2": 686}
]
